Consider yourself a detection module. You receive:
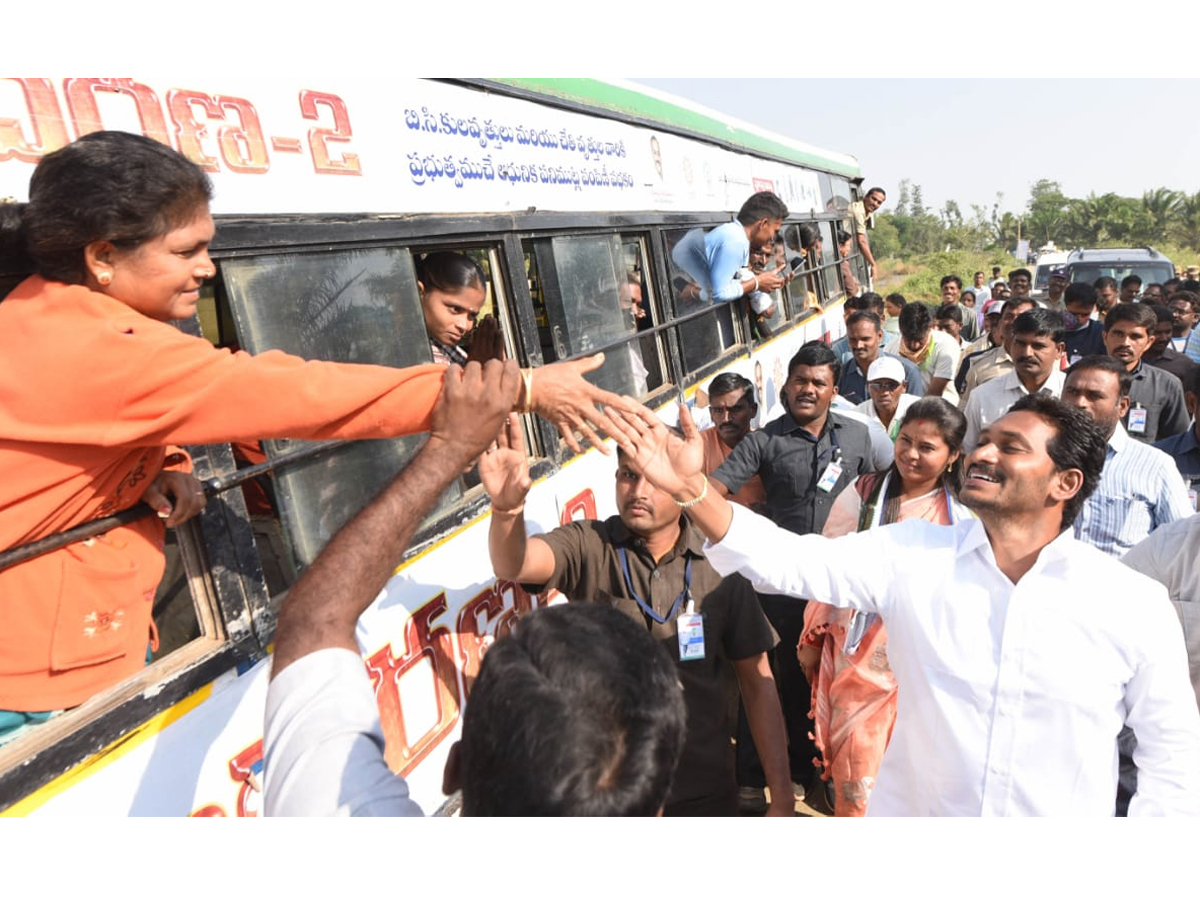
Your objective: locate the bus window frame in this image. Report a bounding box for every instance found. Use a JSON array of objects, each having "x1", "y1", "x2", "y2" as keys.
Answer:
[{"x1": 0, "y1": 204, "x2": 856, "y2": 811}]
